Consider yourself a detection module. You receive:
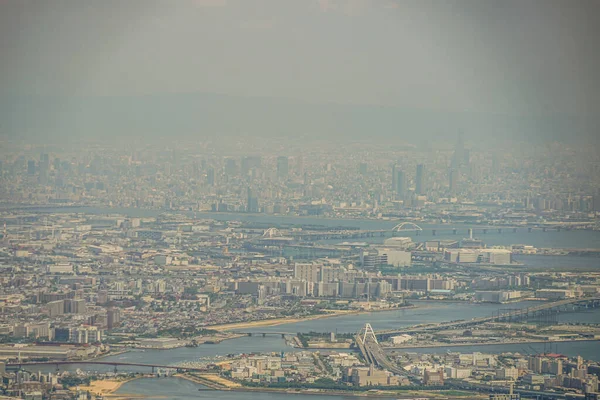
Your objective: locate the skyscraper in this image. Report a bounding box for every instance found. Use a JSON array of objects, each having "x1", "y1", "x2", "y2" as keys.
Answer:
[
  {"x1": 415, "y1": 164, "x2": 425, "y2": 195},
  {"x1": 451, "y1": 132, "x2": 465, "y2": 169},
  {"x1": 393, "y1": 165, "x2": 406, "y2": 198},
  {"x1": 241, "y1": 156, "x2": 261, "y2": 175},
  {"x1": 449, "y1": 168, "x2": 459, "y2": 194},
  {"x1": 359, "y1": 163, "x2": 368, "y2": 175},
  {"x1": 225, "y1": 158, "x2": 238, "y2": 177},
  {"x1": 27, "y1": 160, "x2": 36, "y2": 175},
  {"x1": 207, "y1": 167, "x2": 215, "y2": 186},
  {"x1": 277, "y1": 156, "x2": 289, "y2": 179},
  {"x1": 247, "y1": 187, "x2": 259, "y2": 213}
]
